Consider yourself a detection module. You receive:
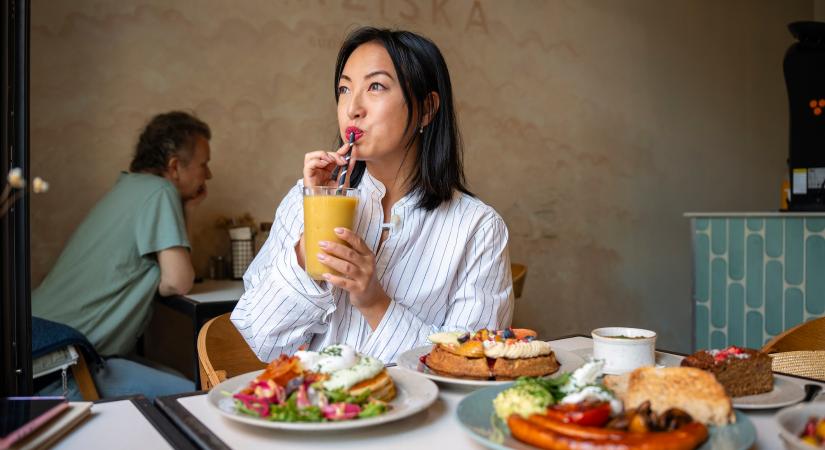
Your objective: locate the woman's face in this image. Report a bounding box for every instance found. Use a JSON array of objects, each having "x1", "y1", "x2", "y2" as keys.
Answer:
[{"x1": 337, "y1": 42, "x2": 415, "y2": 163}]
